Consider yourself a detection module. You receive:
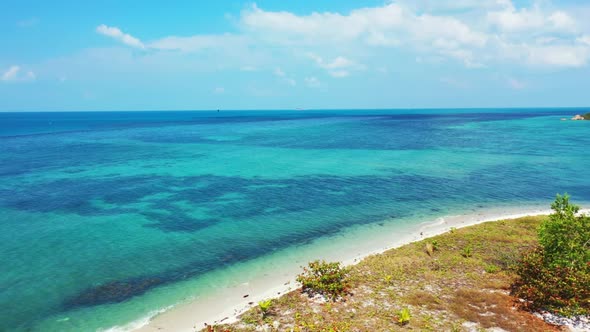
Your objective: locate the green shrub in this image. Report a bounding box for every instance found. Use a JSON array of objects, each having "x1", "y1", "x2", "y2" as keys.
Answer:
[
  {"x1": 484, "y1": 264, "x2": 500, "y2": 274},
  {"x1": 461, "y1": 245, "x2": 473, "y2": 258},
  {"x1": 512, "y1": 247, "x2": 590, "y2": 315},
  {"x1": 296, "y1": 260, "x2": 349, "y2": 301},
  {"x1": 396, "y1": 307, "x2": 411, "y2": 326},
  {"x1": 512, "y1": 194, "x2": 590, "y2": 315},
  {"x1": 539, "y1": 194, "x2": 590, "y2": 270},
  {"x1": 258, "y1": 299, "x2": 272, "y2": 318},
  {"x1": 583, "y1": 113, "x2": 590, "y2": 120}
]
